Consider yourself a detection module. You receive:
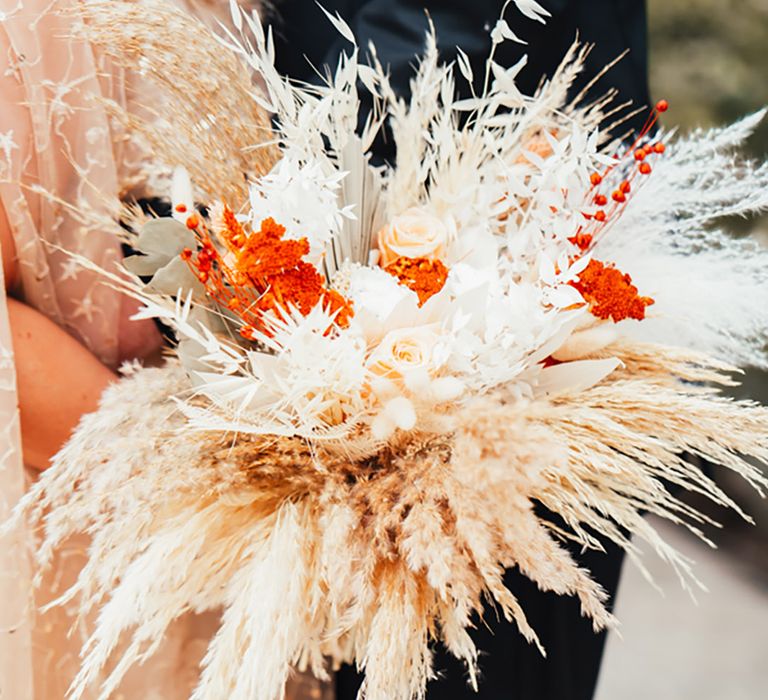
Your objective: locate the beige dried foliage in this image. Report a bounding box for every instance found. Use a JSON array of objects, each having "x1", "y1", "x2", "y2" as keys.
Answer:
[
  {"x1": 10, "y1": 342, "x2": 766, "y2": 700},
  {"x1": 77, "y1": 0, "x2": 279, "y2": 205}
]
